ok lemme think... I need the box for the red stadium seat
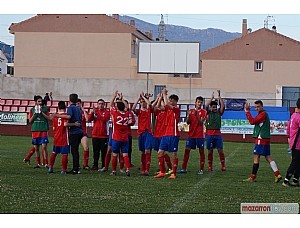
[5,99,13,105]
[83,102,91,108]
[13,100,21,106]
[0,105,2,111]
[50,107,57,113]
[3,106,10,111]
[47,100,52,107]
[0,99,4,105]
[29,100,35,106]
[52,101,59,107]
[26,106,32,112]
[18,106,26,112]
[10,106,18,112]
[21,100,29,106]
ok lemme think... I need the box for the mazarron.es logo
[241,203,299,214]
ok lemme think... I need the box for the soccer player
[28,95,51,168]
[178,96,207,175]
[243,100,282,183]
[48,101,79,174]
[205,90,226,172]
[124,99,136,168]
[152,93,172,174]
[282,101,300,187]
[132,92,153,176]
[54,93,83,175]
[24,98,49,165]
[109,91,131,176]
[76,99,90,170]
[154,88,180,179]
[88,99,110,170]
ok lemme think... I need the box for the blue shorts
[152,137,162,151]
[112,139,129,154]
[138,131,153,152]
[206,135,223,149]
[159,136,180,153]
[52,145,70,155]
[254,144,270,156]
[32,136,49,145]
[108,131,112,147]
[186,138,204,149]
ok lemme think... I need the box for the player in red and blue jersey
[154,88,180,179]
[109,91,132,177]
[152,93,173,174]
[48,101,76,174]
[132,92,153,176]
[178,96,207,175]
[205,90,226,172]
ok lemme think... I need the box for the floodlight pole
[189,74,192,104]
[147,73,149,94]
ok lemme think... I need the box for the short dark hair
[117,102,125,111]
[297,98,300,109]
[210,101,218,106]
[254,100,263,106]
[58,101,66,110]
[69,93,78,103]
[98,99,105,103]
[77,98,82,103]
[195,96,204,102]
[169,94,179,102]
[34,95,42,102]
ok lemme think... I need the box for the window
[131,40,137,56]
[255,61,263,71]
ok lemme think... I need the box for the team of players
[23,89,292,185]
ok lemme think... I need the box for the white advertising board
[138,42,200,74]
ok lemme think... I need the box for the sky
[1,0,300,46]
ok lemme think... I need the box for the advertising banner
[0,112,27,125]
[178,119,288,135]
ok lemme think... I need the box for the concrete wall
[0,76,276,104]
[202,60,300,93]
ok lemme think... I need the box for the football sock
[123,155,131,170]
[269,161,280,176]
[182,148,190,170]
[25,146,35,160]
[208,152,213,169]
[62,155,68,172]
[164,154,172,170]
[252,163,259,176]
[172,157,178,175]
[49,153,57,168]
[104,153,112,169]
[35,154,41,165]
[145,152,151,172]
[42,148,48,165]
[83,150,89,167]
[199,149,205,170]
[218,150,225,168]
[158,156,166,173]
[141,153,146,172]
[112,155,117,172]
[119,153,124,170]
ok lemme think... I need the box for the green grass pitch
[0,135,298,213]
